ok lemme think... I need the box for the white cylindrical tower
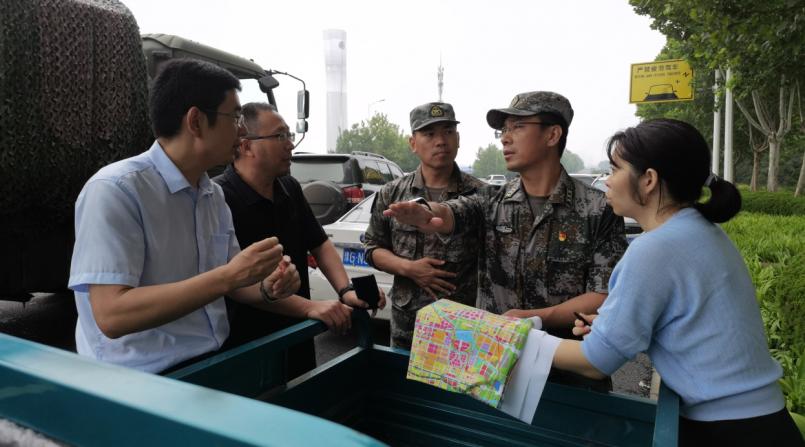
[323,29,347,154]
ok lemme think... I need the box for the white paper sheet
[498,325,561,423]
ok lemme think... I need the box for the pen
[573,311,592,327]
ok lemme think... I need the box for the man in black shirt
[214,102,385,379]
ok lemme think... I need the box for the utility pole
[724,68,734,182]
[712,70,721,176]
[437,55,444,102]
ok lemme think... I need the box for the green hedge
[722,212,805,413]
[737,187,805,216]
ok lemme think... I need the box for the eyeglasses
[244,132,296,143]
[201,109,243,124]
[494,121,552,139]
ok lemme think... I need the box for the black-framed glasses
[244,132,296,143]
[494,121,552,139]
[201,109,243,124]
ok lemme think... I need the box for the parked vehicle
[308,195,392,320]
[568,173,600,187]
[583,175,643,241]
[291,151,404,225]
[483,174,507,186]
[1,2,308,306]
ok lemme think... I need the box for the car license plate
[342,247,369,267]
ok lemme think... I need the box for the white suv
[308,195,393,320]
[484,174,507,186]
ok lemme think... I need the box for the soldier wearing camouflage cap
[382,92,627,388]
[364,102,485,350]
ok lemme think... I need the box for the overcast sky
[124,0,666,168]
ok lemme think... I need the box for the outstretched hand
[383,201,446,233]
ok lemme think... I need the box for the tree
[472,143,506,179]
[630,0,805,191]
[336,113,419,172]
[560,150,584,173]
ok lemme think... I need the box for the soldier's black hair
[149,59,241,138]
[606,118,741,224]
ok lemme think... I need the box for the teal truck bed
[1,314,678,446]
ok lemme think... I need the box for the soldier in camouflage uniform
[364,102,486,350]
[382,91,627,342]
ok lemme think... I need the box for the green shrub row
[722,212,805,413]
[737,187,805,216]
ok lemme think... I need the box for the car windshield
[339,195,375,224]
[290,160,348,183]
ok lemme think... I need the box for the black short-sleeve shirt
[214,165,327,370]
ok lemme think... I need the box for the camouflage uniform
[445,168,627,339]
[364,164,485,350]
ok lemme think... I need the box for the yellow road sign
[630,59,693,104]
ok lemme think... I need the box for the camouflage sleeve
[363,185,393,268]
[587,205,628,293]
[444,190,488,236]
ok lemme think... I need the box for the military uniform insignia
[558,231,567,242]
[430,105,444,117]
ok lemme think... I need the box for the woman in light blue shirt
[552,119,802,445]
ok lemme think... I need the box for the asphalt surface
[1,294,653,399]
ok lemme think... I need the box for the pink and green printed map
[406,299,532,407]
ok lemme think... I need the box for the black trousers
[679,407,803,447]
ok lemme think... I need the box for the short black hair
[606,118,741,223]
[241,102,278,136]
[149,59,241,138]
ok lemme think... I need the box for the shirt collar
[502,166,574,205]
[148,141,198,194]
[222,164,289,206]
[411,162,465,193]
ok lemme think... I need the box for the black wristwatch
[337,283,354,303]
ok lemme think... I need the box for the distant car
[568,173,600,187]
[483,174,507,186]
[308,195,392,320]
[583,175,643,242]
[290,151,405,225]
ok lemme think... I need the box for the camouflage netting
[0,0,153,293]
[0,0,152,223]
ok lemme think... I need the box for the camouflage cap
[486,91,574,129]
[410,102,459,132]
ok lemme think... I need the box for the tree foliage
[335,114,419,172]
[630,0,804,92]
[560,150,584,173]
[472,143,507,179]
[630,0,805,191]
